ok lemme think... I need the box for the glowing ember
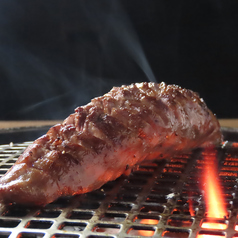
[202,151,227,219]
[197,234,225,238]
[201,220,227,230]
[232,142,238,147]
[137,229,155,237]
[129,226,155,237]
[235,223,238,231]
[136,219,157,236]
[139,219,159,225]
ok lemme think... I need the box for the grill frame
[0,128,237,237]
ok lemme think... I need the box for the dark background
[0,0,237,120]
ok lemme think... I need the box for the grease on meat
[0,82,222,206]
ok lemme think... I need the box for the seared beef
[0,82,222,206]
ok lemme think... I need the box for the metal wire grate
[0,141,237,237]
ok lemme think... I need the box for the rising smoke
[0,0,155,120]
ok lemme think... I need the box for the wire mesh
[0,141,237,237]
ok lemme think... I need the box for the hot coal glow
[197,233,226,238]
[201,219,227,230]
[135,218,158,236]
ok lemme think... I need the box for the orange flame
[188,194,196,217]
[202,153,227,219]
[197,151,227,238]
[196,150,228,238]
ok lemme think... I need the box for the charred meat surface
[0,82,222,206]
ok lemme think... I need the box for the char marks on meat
[0,82,222,206]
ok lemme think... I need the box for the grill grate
[0,140,237,237]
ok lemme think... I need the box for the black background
[0,0,237,120]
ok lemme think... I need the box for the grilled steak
[0,82,222,206]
